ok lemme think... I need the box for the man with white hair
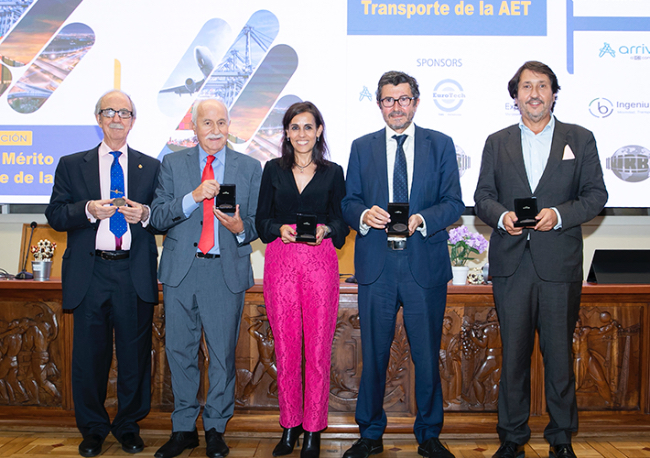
[150,98,262,458]
[46,90,160,457]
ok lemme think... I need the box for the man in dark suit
[150,98,261,458]
[474,61,608,458]
[341,71,464,458]
[46,90,160,457]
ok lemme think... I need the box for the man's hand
[118,198,149,224]
[279,224,297,244]
[215,204,244,234]
[88,199,117,220]
[408,214,423,236]
[307,225,329,246]
[503,211,523,236]
[363,205,391,229]
[534,208,558,232]
[192,179,220,203]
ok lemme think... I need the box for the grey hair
[94,90,137,118]
[191,98,230,125]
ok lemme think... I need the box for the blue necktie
[109,151,127,238]
[392,134,408,203]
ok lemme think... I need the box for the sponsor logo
[359,85,373,101]
[432,79,465,113]
[598,41,650,60]
[606,145,650,182]
[455,144,470,177]
[589,98,650,117]
[589,98,613,118]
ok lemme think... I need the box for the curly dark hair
[508,61,561,111]
[376,71,420,102]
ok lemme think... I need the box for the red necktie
[198,155,216,254]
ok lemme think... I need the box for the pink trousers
[263,236,339,432]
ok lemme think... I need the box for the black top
[256,158,349,249]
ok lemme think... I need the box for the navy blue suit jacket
[342,125,465,288]
[45,145,161,309]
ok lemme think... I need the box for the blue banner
[347,0,546,35]
[0,126,102,200]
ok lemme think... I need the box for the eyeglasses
[99,108,133,119]
[380,96,416,108]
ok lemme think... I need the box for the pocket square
[562,144,575,160]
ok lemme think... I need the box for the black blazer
[474,119,608,282]
[45,145,161,309]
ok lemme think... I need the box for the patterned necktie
[198,155,216,254]
[109,151,127,241]
[392,134,408,203]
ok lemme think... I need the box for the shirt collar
[519,114,555,136]
[199,144,225,167]
[385,122,416,142]
[99,142,128,158]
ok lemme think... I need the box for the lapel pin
[138,164,143,168]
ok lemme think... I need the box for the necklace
[294,157,313,173]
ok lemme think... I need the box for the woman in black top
[256,102,348,458]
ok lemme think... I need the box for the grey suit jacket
[150,146,262,293]
[474,118,608,282]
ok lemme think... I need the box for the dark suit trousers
[72,256,154,440]
[356,249,447,444]
[492,246,581,446]
[163,256,245,433]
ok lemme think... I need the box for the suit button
[193,242,197,247]
[90,252,94,256]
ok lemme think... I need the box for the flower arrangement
[448,226,488,267]
[31,239,56,261]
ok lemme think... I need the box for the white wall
[1,213,648,281]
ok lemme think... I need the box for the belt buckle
[388,239,407,251]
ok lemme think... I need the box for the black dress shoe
[493,441,525,458]
[342,438,383,458]
[549,444,576,458]
[154,430,199,458]
[418,437,455,458]
[79,434,104,457]
[120,432,145,454]
[205,428,229,458]
[273,425,304,456]
[301,431,320,458]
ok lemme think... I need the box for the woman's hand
[308,225,329,246]
[280,225,297,244]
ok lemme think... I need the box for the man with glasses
[46,90,160,457]
[342,71,464,458]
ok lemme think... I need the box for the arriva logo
[599,43,615,58]
[599,42,650,59]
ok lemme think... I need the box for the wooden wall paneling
[3,281,650,434]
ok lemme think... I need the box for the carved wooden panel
[573,305,641,411]
[440,307,501,412]
[231,299,414,414]
[0,301,62,407]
